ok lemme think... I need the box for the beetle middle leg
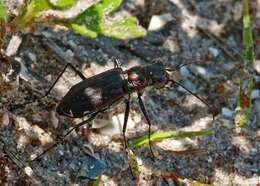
[137,92,155,158]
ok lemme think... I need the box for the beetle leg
[8,63,86,110]
[114,58,122,69]
[41,63,86,99]
[30,111,99,163]
[122,94,131,149]
[169,80,215,120]
[123,94,136,177]
[137,92,155,159]
[67,63,86,80]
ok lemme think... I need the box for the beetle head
[146,59,168,88]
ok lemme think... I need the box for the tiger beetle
[9,58,212,163]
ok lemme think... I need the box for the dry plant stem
[3,145,25,169]
[41,33,72,65]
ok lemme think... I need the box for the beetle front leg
[114,58,122,69]
[137,92,155,158]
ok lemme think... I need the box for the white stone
[24,166,33,177]
[148,14,173,31]
[50,110,59,128]
[2,112,9,126]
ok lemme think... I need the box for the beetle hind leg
[8,63,87,111]
[30,111,99,163]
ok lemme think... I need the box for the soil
[1,0,260,185]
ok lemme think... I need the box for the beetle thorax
[125,66,147,91]
[124,62,167,91]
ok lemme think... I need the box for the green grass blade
[235,0,254,126]
[93,171,103,186]
[189,181,213,186]
[242,0,254,64]
[133,131,214,148]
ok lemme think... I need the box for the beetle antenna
[169,80,215,120]
[165,60,203,72]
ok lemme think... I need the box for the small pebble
[208,47,219,57]
[24,166,33,177]
[50,110,59,128]
[2,112,9,126]
[17,134,29,149]
[222,107,235,118]
[27,52,37,62]
[190,65,213,79]
[45,74,52,82]
[181,80,196,92]
[251,89,260,100]
[180,66,190,77]
[67,40,77,48]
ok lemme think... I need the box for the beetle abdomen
[56,68,127,118]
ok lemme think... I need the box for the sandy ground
[1,0,260,185]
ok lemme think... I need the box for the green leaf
[56,0,76,9]
[71,23,98,37]
[0,1,9,20]
[133,131,214,147]
[72,0,122,24]
[35,0,53,11]
[99,18,147,39]
[93,171,103,186]
[68,0,146,39]
[11,0,146,39]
